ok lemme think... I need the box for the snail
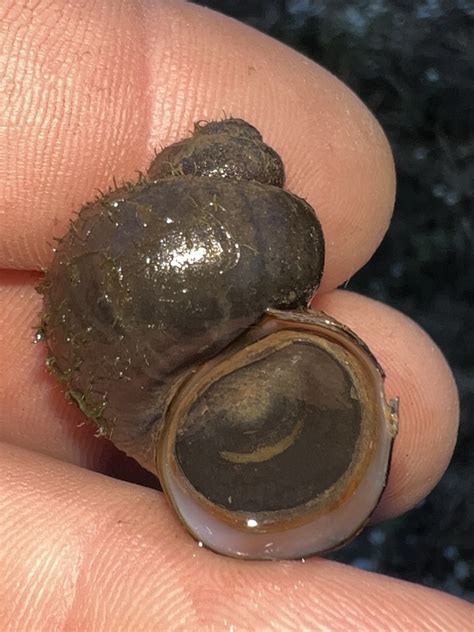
[38,118,398,560]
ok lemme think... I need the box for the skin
[0,0,471,629]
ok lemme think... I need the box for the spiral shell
[39,118,397,560]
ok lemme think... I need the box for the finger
[1,444,472,631]
[312,290,459,520]
[1,274,458,521]
[1,0,395,290]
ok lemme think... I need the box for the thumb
[1,443,473,630]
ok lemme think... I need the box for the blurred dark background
[193,0,474,601]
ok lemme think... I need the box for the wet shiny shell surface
[41,120,324,447]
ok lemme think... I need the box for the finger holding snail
[1,0,394,294]
[2,443,472,631]
[1,272,457,522]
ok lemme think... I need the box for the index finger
[1,0,395,291]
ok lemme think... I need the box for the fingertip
[312,290,459,520]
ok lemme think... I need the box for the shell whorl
[40,119,325,450]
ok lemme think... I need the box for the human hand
[1,1,472,628]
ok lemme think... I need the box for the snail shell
[39,118,398,560]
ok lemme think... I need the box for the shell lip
[264,308,388,380]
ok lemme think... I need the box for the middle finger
[0,273,458,520]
